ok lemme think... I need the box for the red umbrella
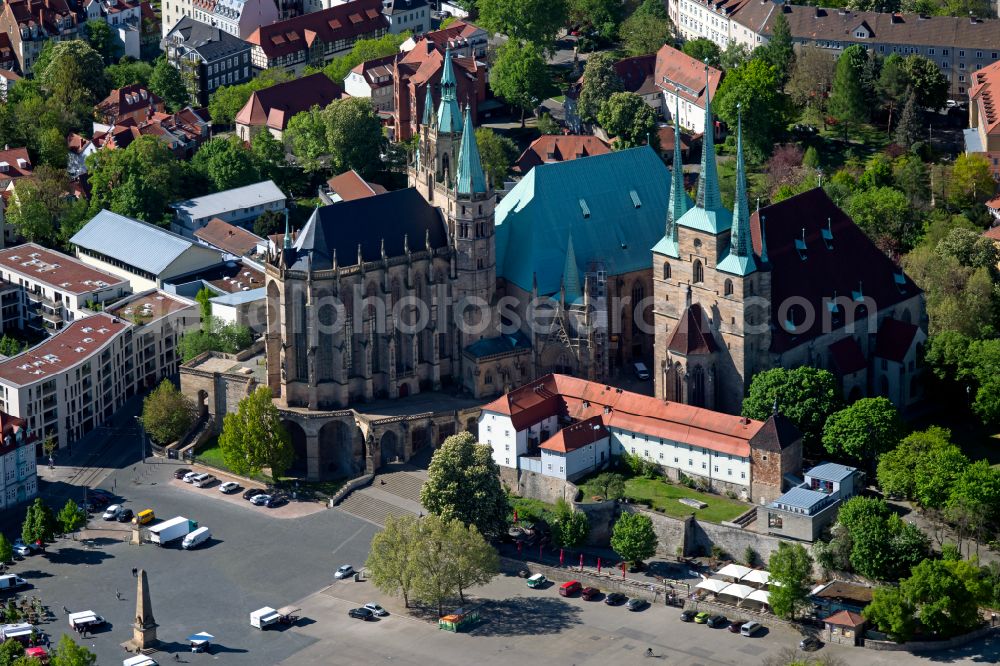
[579,553,584,571]
[559,549,564,566]
[597,557,602,574]
[513,509,518,524]
[622,562,626,579]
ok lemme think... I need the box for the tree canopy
[742,367,840,450]
[713,57,786,159]
[219,387,294,479]
[681,39,721,68]
[474,127,517,188]
[577,52,624,123]
[768,542,813,619]
[820,397,902,466]
[490,41,551,126]
[86,135,181,225]
[477,0,568,48]
[597,92,659,149]
[610,512,657,564]
[619,0,671,56]
[141,380,197,446]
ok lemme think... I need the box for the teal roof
[465,330,531,358]
[562,233,582,302]
[651,235,679,257]
[676,205,732,234]
[436,49,461,133]
[456,106,487,195]
[496,146,669,296]
[659,94,689,259]
[718,108,756,276]
[421,83,434,127]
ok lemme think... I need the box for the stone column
[305,431,321,481]
[129,569,158,651]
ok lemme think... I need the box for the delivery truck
[148,516,197,545]
[0,575,28,592]
[182,527,211,550]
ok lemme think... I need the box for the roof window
[629,190,642,209]
[579,198,590,218]
[794,228,807,260]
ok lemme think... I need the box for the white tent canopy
[741,570,770,586]
[696,579,731,594]
[716,564,752,580]
[718,583,756,601]
[746,589,771,605]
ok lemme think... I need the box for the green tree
[149,57,190,111]
[191,136,259,191]
[207,69,290,125]
[828,46,868,135]
[87,135,180,224]
[768,542,813,619]
[912,440,968,509]
[141,379,197,445]
[22,498,55,545]
[893,153,930,207]
[0,336,22,357]
[902,558,986,637]
[590,471,625,500]
[0,535,12,564]
[446,519,499,602]
[284,106,327,172]
[195,286,213,331]
[39,125,68,168]
[937,227,1000,270]
[849,512,928,581]
[948,459,1000,542]
[536,112,560,135]
[878,54,910,130]
[57,499,87,534]
[577,52,624,123]
[324,97,384,176]
[719,42,752,71]
[254,209,284,237]
[250,128,289,188]
[903,55,948,110]
[681,39,721,68]
[864,585,917,641]
[597,91,659,149]
[106,59,154,88]
[758,12,794,84]
[876,427,952,499]
[713,57,785,159]
[0,639,25,666]
[949,153,996,208]
[477,0,568,49]
[49,634,96,666]
[474,127,517,188]
[904,247,995,338]
[218,386,294,479]
[420,432,509,539]
[320,32,410,85]
[490,40,551,127]
[619,3,671,56]
[610,512,657,565]
[837,495,891,531]
[821,397,902,466]
[37,40,108,113]
[802,146,820,169]
[84,19,122,65]
[742,367,840,450]
[551,498,590,548]
[894,88,920,148]
[366,514,422,607]
[6,166,71,245]
[845,186,917,253]
[569,0,623,40]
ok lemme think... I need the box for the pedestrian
[115,588,121,600]
[132,567,137,578]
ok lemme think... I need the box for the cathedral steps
[336,466,428,526]
[337,491,417,527]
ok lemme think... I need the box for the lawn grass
[509,495,557,523]
[622,477,749,523]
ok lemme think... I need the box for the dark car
[604,592,627,606]
[727,620,746,634]
[799,637,822,652]
[173,468,192,480]
[626,598,649,612]
[348,607,374,621]
[265,495,287,509]
[89,489,114,500]
[243,488,265,501]
[581,587,600,601]
[706,615,728,628]
[116,508,134,523]
[84,496,111,512]
[680,610,696,622]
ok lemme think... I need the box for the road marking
[330,523,369,560]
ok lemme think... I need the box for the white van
[193,473,215,488]
[0,575,27,591]
[741,621,762,637]
[182,527,211,550]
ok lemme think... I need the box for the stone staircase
[335,464,428,527]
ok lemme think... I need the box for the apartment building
[188,0,279,40]
[0,293,198,449]
[0,410,37,508]
[0,244,130,333]
[83,0,143,58]
[0,0,78,75]
[655,45,723,135]
[163,17,253,106]
[968,60,1000,179]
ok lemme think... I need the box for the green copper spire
[695,64,721,211]
[456,105,487,195]
[663,96,688,256]
[717,105,757,276]
[422,83,435,127]
[562,232,582,303]
[436,48,461,133]
[283,208,291,250]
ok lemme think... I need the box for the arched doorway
[318,420,358,479]
[399,382,410,398]
[411,426,430,452]
[465,418,478,440]
[197,390,208,418]
[281,420,308,477]
[380,431,400,467]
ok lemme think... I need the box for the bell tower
[410,48,462,204]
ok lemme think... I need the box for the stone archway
[196,390,208,418]
[411,426,430,452]
[281,420,308,478]
[399,382,410,398]
[318,420,360,479]
[380,430,400,467]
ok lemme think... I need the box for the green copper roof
[496,146,669,296]
[422,83,435,127]
[436,48,461,133]
[718,108,756,276]
[456,105,487,196]
[659,95,689,259]
[686,63,729,236]
[562,232,582,303]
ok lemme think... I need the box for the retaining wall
[863,625,997,652]
[498,556,688,603]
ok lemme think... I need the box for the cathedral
[653,73,927,415]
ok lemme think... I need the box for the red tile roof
[515,135,611,174]
[654,45,723,108]
[875,317,919,363]
[0,410,33,455]
[482,374,765,457]
[656,125,691,153]
[615,54,657,96]
[824,610,866,627]
[986,195,1000,211]
[970,60,1000,137]
[246,0,388,61]
[326,169,385,201]
[0,147,31,179]
[96,85,163,124]
[983,225,1000,241]
[235,73,343,132]
[539,415,608,452]
[750,188,920,353]
[0,243,126,295]
[828,336,867,375]
[667,303,717,355]
[418,19,483,50]
[193,218,264,256]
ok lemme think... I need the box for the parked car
[728,621,746,634]
[243,488,264,501]
[581,587,600,601]
[132,509,155,526]
[250,494,271,506]
[348,607,374,621]
[89,489,114,500]
[680,610,696,622]
[364,603,388,617]
[84,495,110,512]
[604,592,627,606]
[218,481,240,494]
[12,540,36,558]
[182,472,200,484]
[559,581,582,597]
[707,615,728,628]
[626,598,649,612]
[632,362,650,380]
[265,496,287,509]
[102,505,122,521]
[116,509,134,523]
[173,468,192,480]
[694,612,710,624]
[526,574,547,589]
[799,637,822,651]
[193,474,215,488]
[741,621,763,637]
[334,565,355,580]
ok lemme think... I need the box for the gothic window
[631,283,644,304]
[693,260,704,284]
[662,262,671,280]
[477,257,484,269]
[485,372,493,385]
[391,277,401,305]
[724,279,733,296]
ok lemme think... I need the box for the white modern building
[189,0,279,40]
[209,287,265,332]
[0,293,198,449]
[0,243,130,332]
[170,180,287,236]
[71,210,225,292]
[83,0,144,58]
[0,411,37,509]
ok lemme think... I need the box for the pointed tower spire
[436,48,461,133]
[662,94,688,258]
[562,233,582,304]
[695,63,722,211]
[422,83,435,127]
[456,105,487,195]
[760,215,769,264]
[716,104,756,276]
[282,209,292,250]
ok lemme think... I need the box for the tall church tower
[411,48,463,204]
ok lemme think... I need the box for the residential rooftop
[806,462,857,483]
[172,180,286,222]
[0,243,127,295]
[105,290,193,324]
[194,218,266,256]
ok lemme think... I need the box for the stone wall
[510,468,579,505]
[690,520,816,569]
[574,499,618,545]
[622,505,689,557]
[863,626,997,652]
